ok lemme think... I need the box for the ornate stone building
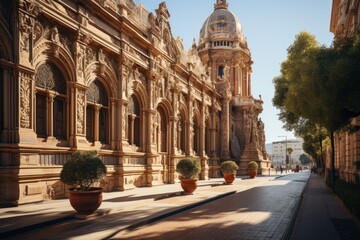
[0,0,269,207]
[330,0,360,182]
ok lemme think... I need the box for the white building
[271,139,304,167]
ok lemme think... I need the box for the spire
[214,0,228,10]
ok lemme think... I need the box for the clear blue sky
[139,0,334,144]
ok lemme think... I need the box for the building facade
[0,0,269,207]
[330,0,360,182]
[272,139,304,168]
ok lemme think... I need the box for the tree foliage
[273,32,360,183]
[299,153,312,165]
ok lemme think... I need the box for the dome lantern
[214,0,228,10]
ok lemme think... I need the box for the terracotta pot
[223,173,236,184]
[248,170,257,179]
[180,179,197,194]
[69,187,103,215]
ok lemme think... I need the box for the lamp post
[278,136,287,172]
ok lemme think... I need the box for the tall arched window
[128,95,141,147]
[205,118,211,156]
[86,80,109,144]
[157,107,167,153]
[193,116,200,155]
[178,113,186,154]
[0,68,3,136]
[35,62,67,140]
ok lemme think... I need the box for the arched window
[128,95,141,147]
[86,80,109,144]
[178,113,186,154]
[35,62,67,140]
[193,116,200,155]
[0,68,3,135]
[205,118,211,156]
[157,107,167,152]
[218,65,224,78]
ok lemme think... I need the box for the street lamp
[278,136,287,172]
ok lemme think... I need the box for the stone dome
[199,7,245,45]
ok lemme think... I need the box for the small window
[218,66,224,77]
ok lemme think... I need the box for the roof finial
[214,0,228,10]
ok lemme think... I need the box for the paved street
[3,171,359,240]
[1,172,306,240]
[111,172,309,240]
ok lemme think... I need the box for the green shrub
[176,158,201,179]
[248,161,258,170]
[332,179,360,221]
[220,160,239,174]
[60,151,107,191]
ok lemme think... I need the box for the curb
[281,174,310,240]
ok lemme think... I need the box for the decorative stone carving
[50,26,60,43]
[76,91,85,134]
[98,0,117,11]
[19,13,31,52]
[122,104,127,139]
[19,1,42,53]
[152,114,157,144]
[77,44,85,78]
[33,21,44,44]
[336,0,348,34]
[121,65,129,98]
[35,63,56,90]
[20,72,32,129]
[85,46,95,68]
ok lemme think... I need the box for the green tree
[299,153,311,165]
[273,32,360,184]
[287,147,293,166]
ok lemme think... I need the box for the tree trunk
[330,131,336,185]
[319,135,324,172]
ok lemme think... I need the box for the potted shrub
[60,151,107,215]
[247,161,258,179]
[176,158,201,194]
[220,160,239,184]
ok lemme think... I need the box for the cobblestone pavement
[111,172,309,240]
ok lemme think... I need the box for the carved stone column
[110,99,118,150]
[187,88,194,156]
[93,104,101,144]
[199,103,207,180]
[128,113,136,145]
[70,86,87,147]
[221,98,230,159]
[47,91,55,139]
[18,70,37,144]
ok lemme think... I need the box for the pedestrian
[280,165,283,174]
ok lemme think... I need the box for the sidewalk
[0,175,284,239]
[289,173,360,240]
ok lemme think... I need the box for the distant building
[271,139,304,167]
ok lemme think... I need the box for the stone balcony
[232,95,263,112]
